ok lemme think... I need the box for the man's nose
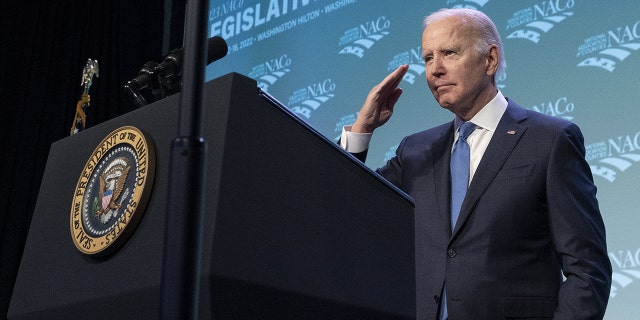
[428,58,445,77]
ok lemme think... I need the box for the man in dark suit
[340,8,612,320]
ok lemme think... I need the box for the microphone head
[207,36,228,64]
[162,48,183,76]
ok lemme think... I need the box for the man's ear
[486,45,499,76]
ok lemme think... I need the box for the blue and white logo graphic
[609,248,640,298]
[577,19,640,72]
[384,144,399,163]
[506,0,575,44]
[388,46,425,85]
[528,97,575,121]
[248,54,293,92]
[288,79,337,119]
[339,16,391,58]
[446,0,490,10]
[587,130,640,182]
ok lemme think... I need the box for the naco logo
[506,0,575,44]
[609,248,640,298]
[587,130,640,182]
[577,19,640,72]
[339,16,391,58]
[528,97,575,121]
[248,54,292,92]
[288,79,337,119]
[388,46,425,85]
[445,0,490,10]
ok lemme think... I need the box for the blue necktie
[441,121,475,320]
[450,121,476,230]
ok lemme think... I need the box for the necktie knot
[458,121,476,143]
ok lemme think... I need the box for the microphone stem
[124,83,148,108]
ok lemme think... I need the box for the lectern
[8,73,416,319]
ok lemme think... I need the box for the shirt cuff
[340,125,372,153]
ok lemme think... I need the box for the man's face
[422,16,497,119]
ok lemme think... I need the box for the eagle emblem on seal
[94,157,131,224]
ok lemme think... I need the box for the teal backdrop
[206,1,640,318]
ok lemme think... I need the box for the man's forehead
[422,26,463,49]
[422,18,473,48]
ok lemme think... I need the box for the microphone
[159,35,228,91]
[125,36,228,107]
[205,35,229,65]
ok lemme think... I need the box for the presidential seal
[70,126,155,256]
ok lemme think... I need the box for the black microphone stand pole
[160,0,209,318]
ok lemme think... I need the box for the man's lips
[434,83,454,92]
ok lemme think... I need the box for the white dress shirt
[341,91,508,183]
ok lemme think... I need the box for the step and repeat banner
[207,1,640,318]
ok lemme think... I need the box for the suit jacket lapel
[432,124,455,231]
[451,101,528,237]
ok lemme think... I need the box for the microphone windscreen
[207,36,228,64]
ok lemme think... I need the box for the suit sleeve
[547,122,612,319]
[351,149,368,163]
[375,136,410,188]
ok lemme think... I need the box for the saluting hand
[351,64,409,133]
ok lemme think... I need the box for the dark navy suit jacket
[355,100,611,319]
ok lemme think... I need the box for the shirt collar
[454,90,507,133]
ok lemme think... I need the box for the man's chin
[436,99,455,111]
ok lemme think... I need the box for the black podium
[8,73,415,319]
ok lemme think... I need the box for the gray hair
[424,8,507,81]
